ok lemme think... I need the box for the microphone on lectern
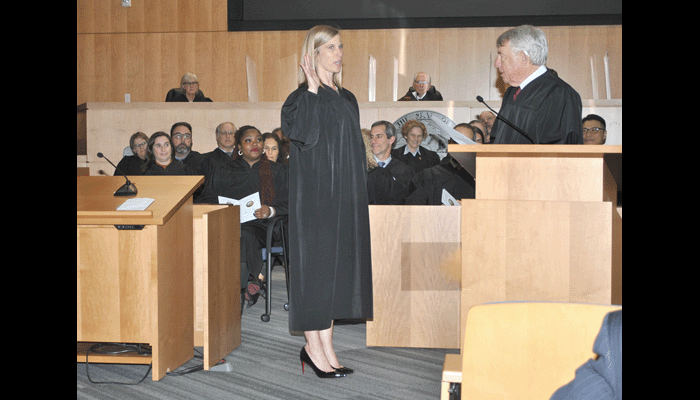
[97,152,138,196]
[476,95,535,144]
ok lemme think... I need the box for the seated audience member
[404,152,475,205]
[391,119,440,174]
[478,111,496,142]
[366,121,414,205]
[398,72,443,101]
[550,310,622,400]
[165,72,213,102]
[142,132,195,175]
[469,120,489,144]
[205,122,237,167]
[262,132,288,164]
[115,131,149,176]
[454,123,484,144]
[582,114,607,145]
[171,122,208,175]
[197,126,289,308]
[271,127,291,160]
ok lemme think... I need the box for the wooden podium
[449,144,622,350]
[77,175,203,381]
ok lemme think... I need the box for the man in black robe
[398,72,444,101]
[366,120,414,204]
[491,25,582,144]
[204,122,237,168]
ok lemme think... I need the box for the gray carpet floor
[77,267,458,399]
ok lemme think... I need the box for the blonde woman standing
[281,25,373,379]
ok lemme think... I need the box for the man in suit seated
[366,121,414,205]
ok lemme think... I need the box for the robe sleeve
[281,86,322,151]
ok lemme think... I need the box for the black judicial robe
[196,157,289,287]
[204,147,235,168]
[405,156,475,205]
[492,69,583,144]
[367,158,415,205]
[281,84,373,332]
[142,160,194,176]
[114,155,146,176]
[196,157,288,214]
[391,145,440,174]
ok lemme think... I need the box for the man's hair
[582,114,606,130]
[497,25,548,66]
[371,120,397,141]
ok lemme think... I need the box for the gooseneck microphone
[476,95,535,144]
[97,152,138,196]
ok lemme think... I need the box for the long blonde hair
[298,25,343,90]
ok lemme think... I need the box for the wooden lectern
[77,175,203,381]
[449,144,622,351]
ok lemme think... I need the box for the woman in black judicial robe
[281,25,372,378]
[115,132,148,176]
[197,126,288,307]
[141,131,195,175]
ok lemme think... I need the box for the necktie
[513,87,521,100]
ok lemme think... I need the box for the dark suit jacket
[550,310,622,400]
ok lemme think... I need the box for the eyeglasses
[132,142,147,149]
[582,127,605,133]
[414,81,429,85]
[172,133,192,140]
[183,81,199,86]
[217,130,235,136]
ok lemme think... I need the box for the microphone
[97,152,138,196]
[476,95,534,144]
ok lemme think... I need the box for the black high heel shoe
[300,347,347,378]
[332,366,354,374]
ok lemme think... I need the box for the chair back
[460,301,621,399]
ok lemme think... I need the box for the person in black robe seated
[491,25,582,144]
[204,122,237,168]
[164,72,213,102]
[141,131,195,175]
[365,121,414,204]
[397,72,443,101]
[404,154,475,205]
[197,125,289,308]
[262,132,288,164]
[391,119,440,174]
[115,131,149,176]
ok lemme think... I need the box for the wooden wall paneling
[126,34,146,102]
[207,32,230,104]
[341,30,370,103]
[225,32,250,103]
[77,25,621,105]
[77,0,228,34]
[438,28,497,103]
[77,34,95,104]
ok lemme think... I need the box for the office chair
[260,216,289,322]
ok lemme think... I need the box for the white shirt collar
[374,155,392,167]
[519,65,547,90]
[403,146,421,156]
[412,91,426,100]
